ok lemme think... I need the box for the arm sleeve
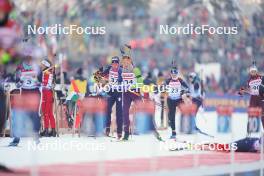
[194,82,200,91]
[179,78,190,95]
[165,79,170,85]
[117,67,123,84]
[37,71,42,83]
[15,66,21,83]
[133,67,143,85]
[179,78,189,90]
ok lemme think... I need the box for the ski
[169,146,189,151]
[196,128,214,138]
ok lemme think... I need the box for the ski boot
[8,137,20,147]
[40,128,49,137]
[49,128,57,137]
[169,131,176,139]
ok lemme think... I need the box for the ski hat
[111,56,119,63]
[41,59,51,68]
[249,65,258,73]
[189,72,197,79]
[0,0,12,13]
[120,44,132,58]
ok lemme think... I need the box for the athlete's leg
[105,92,116,135]
[123,92,132,138]
[167,98,177,137]
[42,90,49,129]
[115,92,123,137]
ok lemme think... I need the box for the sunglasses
[171,70,178,74]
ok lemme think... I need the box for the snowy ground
[0,131,211,168]
[0,130,264,176]
[0,129,258,169]
[1,110,263,175]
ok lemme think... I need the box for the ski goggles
[171,69,178,75]
[111,56,119,64]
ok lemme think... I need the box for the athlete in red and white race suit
[40,59,56,137]
[239,64,264,128]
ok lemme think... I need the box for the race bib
[168,81,181,99]
[249,78,261,95]
[122,72,136,86]
[109,70,118,85]
[21,71,38,89]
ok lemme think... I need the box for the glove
[16,81,22,88]
[238,87,245,95]
[133,67,141,77]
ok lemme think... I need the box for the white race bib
[249,78,261,95]
[21,70,38,89]
[122,72,136,86]
[168,81,181,99]
[109,70,118,85]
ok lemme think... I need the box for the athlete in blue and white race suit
[187,72,211,134]
[188,72,203,110]
[102,56,123,139]
[165,67,189,139]
[9,49,41,146]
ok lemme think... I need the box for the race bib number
[122,72,135,86]
[123,79,134,85]
[168,81,181,99]
[22,76,36,87]
[20,70,38,88]
[249,79,261,95]
[109,71,118,85]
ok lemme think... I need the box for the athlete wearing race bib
[101,56,123,139]
[166,66,189,139]
[9,48,41,147]
[120,44,143,140]
[239,63,264,129]
[40,59,56,137]
[188,72,203,110]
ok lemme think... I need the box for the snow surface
[0,111,262,170]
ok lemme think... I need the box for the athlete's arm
[194,82,200,91]
[14,65,21,83]
[117,67,123,84]
[179,78,190,95]
[133,67,143,85]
